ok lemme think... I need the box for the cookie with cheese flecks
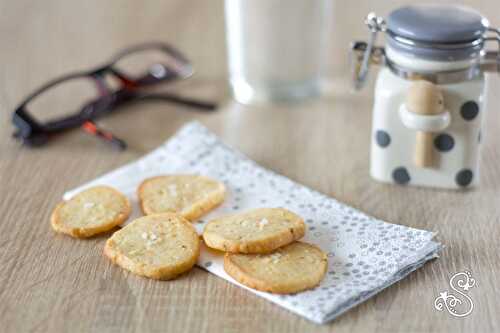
[138,175,225,221]
[50,186,131,238]
[203,208,305,254]
[104,213,200,280]
[224,241,328,294]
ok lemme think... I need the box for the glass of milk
[225,0,332,105]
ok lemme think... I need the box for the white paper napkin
[65,121,441,324]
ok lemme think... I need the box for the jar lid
[386,5,489,61]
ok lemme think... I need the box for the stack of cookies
[51,174,327,294]
[203,208,327,293]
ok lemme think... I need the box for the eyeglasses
[12,42,216,149]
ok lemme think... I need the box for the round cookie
[51,186,131,238]
[104,213,200,280]
[224,242,328,294]
[138,175,225,221]
[203,208,305,254]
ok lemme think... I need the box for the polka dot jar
[351,5,500,189]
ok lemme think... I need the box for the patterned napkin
[65,122,441,324]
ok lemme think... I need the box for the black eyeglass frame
[12,42,214,147]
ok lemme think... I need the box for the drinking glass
[225,0,332,104]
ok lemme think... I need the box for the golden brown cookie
[51,186,131,238]
[104,213,200,280]
[203,208,305,254]
[138,175,225,221]
[224,242,327,294]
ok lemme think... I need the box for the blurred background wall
[1,0,499,105]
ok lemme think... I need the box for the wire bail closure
[480,27,500,73]
[350,13,386,90]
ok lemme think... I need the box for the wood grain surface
[1,1,499,332]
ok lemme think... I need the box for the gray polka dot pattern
[456,169,473,187]
[66,122,441,324]
[460,101,479,121]
[434,133,454,152]
[375,130,391,148]
[392,167,410,185]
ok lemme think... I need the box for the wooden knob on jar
[405,80,445,168]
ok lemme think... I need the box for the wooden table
[1,1,499,332]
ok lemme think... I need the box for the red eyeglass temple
[82,121,127,150]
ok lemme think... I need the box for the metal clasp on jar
[350,13,387,90]
[480,27,500,73]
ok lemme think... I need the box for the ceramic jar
[351,5,500,189]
